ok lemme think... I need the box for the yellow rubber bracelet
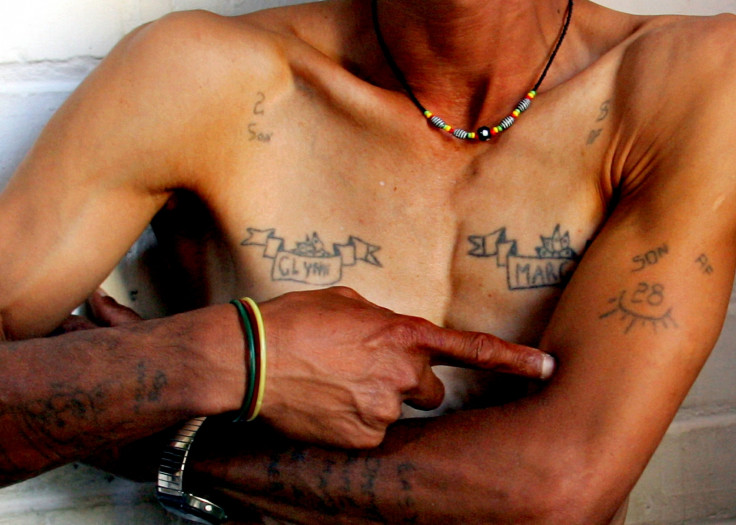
[243,297,267,421]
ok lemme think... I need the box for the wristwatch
[157,417,227,524]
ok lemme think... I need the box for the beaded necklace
[371,0,574,141]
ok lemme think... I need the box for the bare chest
[163,117,607,346]
[152,45,620,342]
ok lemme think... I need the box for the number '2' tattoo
[248,91,273,143]
[242,228,382,286]
[599,281,678,334]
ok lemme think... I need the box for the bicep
[536,169,736,505]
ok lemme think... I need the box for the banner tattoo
[242,228,382,286]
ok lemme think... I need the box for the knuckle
[371,397,402,426]
[466,332,492,363]
[353,430,384,449]
[395,366,422,392]
[330,286,361,299]
[387,317,424,348]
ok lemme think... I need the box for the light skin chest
[160,49,618,348]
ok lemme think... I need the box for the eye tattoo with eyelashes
[599,281,678,334]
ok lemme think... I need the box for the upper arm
[535,17,736,516]
[0,11,267,338]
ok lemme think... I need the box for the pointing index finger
[425,325,556,380]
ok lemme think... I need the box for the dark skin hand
[60,288,553,483]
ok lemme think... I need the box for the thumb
[426,327,556,381]
[88,289,143,326]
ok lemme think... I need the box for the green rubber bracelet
[230,300,257,423]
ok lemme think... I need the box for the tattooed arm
[0,293,251,486]
[183,22,736,525]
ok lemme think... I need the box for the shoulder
[609,13,736,190]
[109,10,299,95]
[95,4,351,134]
[615,13,736,120]
[77,7,335,190]
[621,13,736,87]
[116,3,350,81]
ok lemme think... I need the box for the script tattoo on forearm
[586,99,611,146]
[241,227,382,286]
[468,225,581,290]
[0,380,130,477]
[133,361,168,414]
[599,281,678,334]
[261,446,419,522]
[0,356,168,475]
[397,463,419,524]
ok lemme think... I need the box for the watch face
[185,494,228,524]
[162,505,215,525]
[158,493,227,525]
[157,418,225,524]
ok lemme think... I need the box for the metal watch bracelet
[157,417,227,524]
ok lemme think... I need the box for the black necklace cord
[371,0,575,141]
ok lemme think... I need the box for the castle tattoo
[468,225,579,290]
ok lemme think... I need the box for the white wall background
[1,1,736,524]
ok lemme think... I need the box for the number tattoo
[695,253,715,275]
[596,99,611,122]
[599,282,678,334]
[586,99,611,146]
[248,91,273,143]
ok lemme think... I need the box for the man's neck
[370,0,575,129]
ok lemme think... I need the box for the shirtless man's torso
[2,1,736,522]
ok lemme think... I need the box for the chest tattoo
[241,228,382,286]
[468,225,580,290]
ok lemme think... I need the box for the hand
[55,289,143,333]
[258,287,554,448]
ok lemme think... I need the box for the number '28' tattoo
[599,281,678,334]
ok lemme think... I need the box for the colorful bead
[429,116,446,129]
[419,90,538,141]
[500,116,516,129]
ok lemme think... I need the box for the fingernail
[541,354,556,380]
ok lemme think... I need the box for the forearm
[187,392,606,525]
[0,304,244,486]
